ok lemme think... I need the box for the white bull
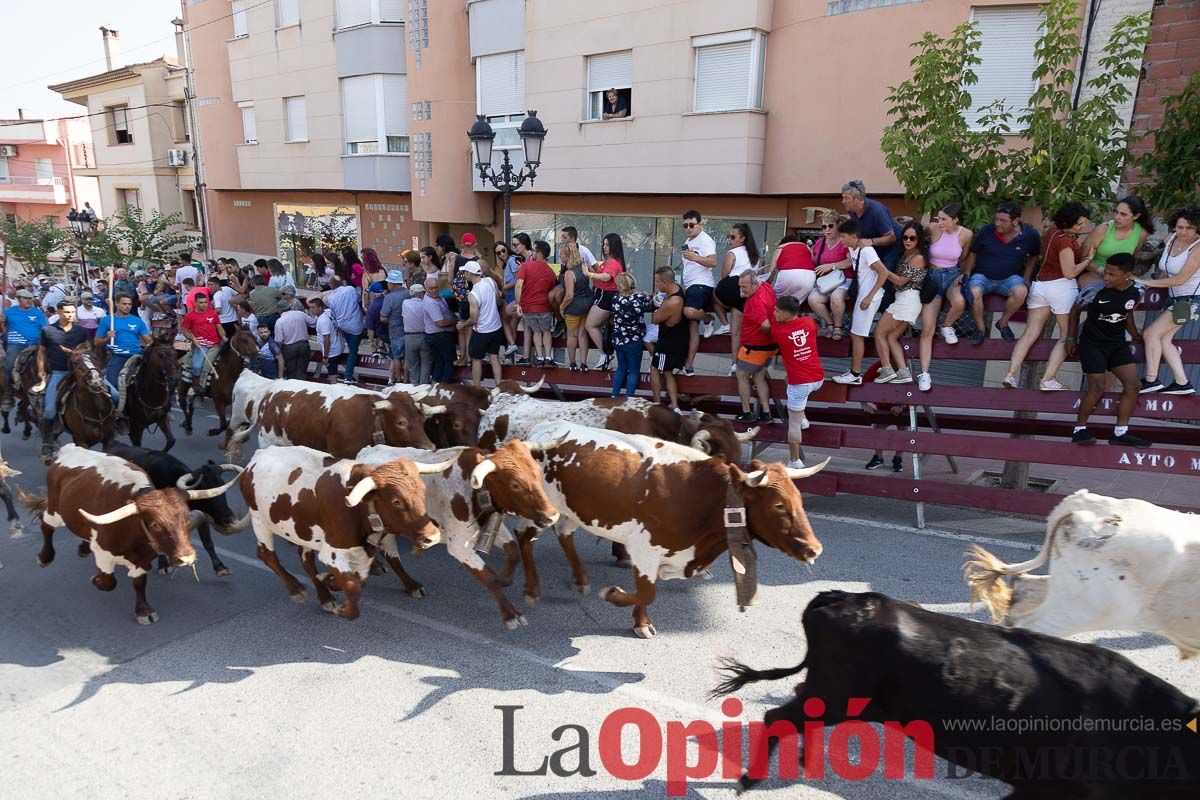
[965,489,1200,659]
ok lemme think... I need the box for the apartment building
[188,0,1161,287]
[49,28,200,238]
[0,116,101,229]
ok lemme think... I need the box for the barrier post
[909,403,925,529]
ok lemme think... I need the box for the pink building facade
[0,117,101,229]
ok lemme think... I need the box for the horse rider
[33,298,90,458]
[180,291,227,396]
[2,288,47,416]
[95,292,151,424]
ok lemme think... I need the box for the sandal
[832,328,843,341]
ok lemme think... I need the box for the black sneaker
[865,455,885,470]
[1139,379,1163,394]
[1161,382,1195,395]
[734,411,757,423]
[891,455,903,472]
[1110,432,1152,447]
[996,322,1016,342]
[1071,429,1098,445]
[757,412,777,424]
[971,330,986,345]
[514,357,532,366]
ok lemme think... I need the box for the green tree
[102,205,198,262]
[0,217,75,274]
[1136,70,1200,214]
[881,23,1015,229]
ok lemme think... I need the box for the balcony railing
[0,176,65,186]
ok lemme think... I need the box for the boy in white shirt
[833,219,890,385]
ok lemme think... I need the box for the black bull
[713,591,1200,798]
[105,443,248,576]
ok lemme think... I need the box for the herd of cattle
[3,369,1199,795]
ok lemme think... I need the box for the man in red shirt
[769,295,824,468]
[181,292,226,393]
[515,240,559,367]
[734,271,778,424]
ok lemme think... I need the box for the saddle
[8,346,38,394]
[116,354,142,415]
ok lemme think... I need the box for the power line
[0,102,179,128]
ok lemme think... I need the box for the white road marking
[807,512,1039,553]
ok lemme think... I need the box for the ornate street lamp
[65,206,97,290]
[468,110,547,246]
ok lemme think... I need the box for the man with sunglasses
[679,210,718,375]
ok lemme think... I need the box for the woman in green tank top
[1081,196,1153,287]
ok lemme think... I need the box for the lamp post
[468,110,547,247]
[66,206,97,291]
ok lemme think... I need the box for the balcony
[0,175,68,204]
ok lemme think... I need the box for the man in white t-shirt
[457,261,504,386]
[679,209,719,375]
[832,218,889,385]
[308,296,344,383]
[560,226,596,267]
[207,276,239,337]
[174,249,201,294]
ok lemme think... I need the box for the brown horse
[179,327,259,437]
[125,338,180,452]
[35,341,118,459]
[1,344,37,438]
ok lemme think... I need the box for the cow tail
[963,506,1069,623]
[14,485,47,515]
[710,656,807,699]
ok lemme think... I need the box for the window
[239,102,258,144]
[276,0,299,27]
[181,190,198,227]
[110,105,133,144]
[0,157,8,182]
[586,51,632,121]
[342,74,409,155]
[173,100,189,142]
[285,96,308,142]
[968,6,1042,129]
[337,0,404,27]
[692,31,767,113]
[34,158,53,184]
[476,51,525,149]
[232,0,248,37]
[118,188,141,210]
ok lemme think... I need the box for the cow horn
[218,464,243,476]
[373,399,391,412]
[409,386,432,401]
[735,426,760,443]
[215,512,251,534]
[1,461,22,478]
[80,502,141,526]
[345,476,377,507]
[524,437,566,453]
[176,472,202,490]
[519,377,545,394]
[470,458,497,489]
[742,470,769,488]
[185,468,242,501]
[689,429,713,454]
[786,457,831,480]
[420,403,447,418]
[416,457,458,475]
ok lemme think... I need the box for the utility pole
[173,16,212,260]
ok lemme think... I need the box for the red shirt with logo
[770,316,824,383]
[182,307,222,347]
[740,282,777,348]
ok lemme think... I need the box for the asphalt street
[1,405,1197,800]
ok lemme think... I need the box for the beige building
[49,27,201,240]
[186,0,1156,286]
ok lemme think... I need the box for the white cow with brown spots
[356,442,560,629]
[965,489,1200,658]
[240,445,455,620]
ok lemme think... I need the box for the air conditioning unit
[0,145,18,157]
[167,148,188,167]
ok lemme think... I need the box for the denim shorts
[927,268,961,299]
[965,273,1025,299]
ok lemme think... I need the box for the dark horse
[14,340,118,460]
[125,338,180,452]
[1,344,37,438]
[179,327,259,437]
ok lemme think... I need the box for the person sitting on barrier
[806,211,853,340]
[649,266,688,413]
[1067,253,1148,447]
[715,223,763,377]
[770,295,823,469]
[957,201,1041,344]
[1134,205,1200,396]
[1003,202,1092,392]
[1081,195,1153,290]
[872,221,929,386]
[733,271,779,424]
[860,360,906,472]
[832,219,889,385]
[917,203,973,390]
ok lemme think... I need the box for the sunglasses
[902,235,918,241]
[682,222,697,229]
[821,224,836,230]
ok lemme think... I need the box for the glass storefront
[274,203,361,282]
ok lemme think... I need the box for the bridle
[69,351,116,426]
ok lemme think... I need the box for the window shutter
[337,0,371,27]
[112,107,129,132]
[241,106,257,144]
[0,158,8,180]
[285,96,307,141]
[35,158,52,182]
[383,75,408,137]
[477,51,525,117]
[342,75,379,145]
[587,51,632,93]
[232,1,248,36]
[379,0,406,22]
[694,41,752,112]
[968,7,1042,128]
[277,0,300,26]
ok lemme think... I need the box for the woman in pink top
[769,234,817,305]
[341,246,365,288]
[806,211,853,340]
[916,203,973,391]
[584,233,626,370]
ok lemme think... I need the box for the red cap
[461,233,477,247]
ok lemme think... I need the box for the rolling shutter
[383,75,408,137]
[477,51,525,117]
[693,41,752,112]
[967,6,1042,128]
[379,0,406,22]
[342,75,378,144]
[240,105,257,144]
[232,1,248,37]
[587,50,632,93]
[285,96,307,141]
[337,0,372,28]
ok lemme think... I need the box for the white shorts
[786,380,824,411]
[850,290,884,337]
[887,288,922,324]
[774,269,816,304]
[1028,278,1078,315]
[644,322,659,344]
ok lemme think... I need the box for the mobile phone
[681,244,689,252]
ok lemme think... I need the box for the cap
[460,261,483,275]
[80,291,93,299]
[409,283,426,294]
[368,281,385,293]
[15,289,34,299]
[386,269,405,284]
[461,233,477,247]
[134,270,147,277]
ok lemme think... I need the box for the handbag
[816,270,844,295]
[919,274,939,304]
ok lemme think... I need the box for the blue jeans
[611,342,644,397]
[192,345,219,386]
[106,353,131,405]
[965,273,1025,301]
[43,371,68,421]
[342,331,363,380]
[427,331,457,383]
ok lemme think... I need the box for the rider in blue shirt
[2,289,48,413]
[95,293,152,403]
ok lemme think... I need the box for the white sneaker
[941,326,958,344]
[785,458,806,469]
[917,372,932,391]
[700,321,713,339]
[711,322,731,336]
[1001,374,1019,389]
[503,344,519,357]
[728,363,738,376]
[800,416,811,430]
[832,370,862,385]
[874,366,898,384]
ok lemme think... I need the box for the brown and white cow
[20,444,241,624]
[357,442,559,629]
[225,371,440,459]
[240,444,456,620]
[503,421,827,638]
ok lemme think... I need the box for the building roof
[48,57,177,96]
